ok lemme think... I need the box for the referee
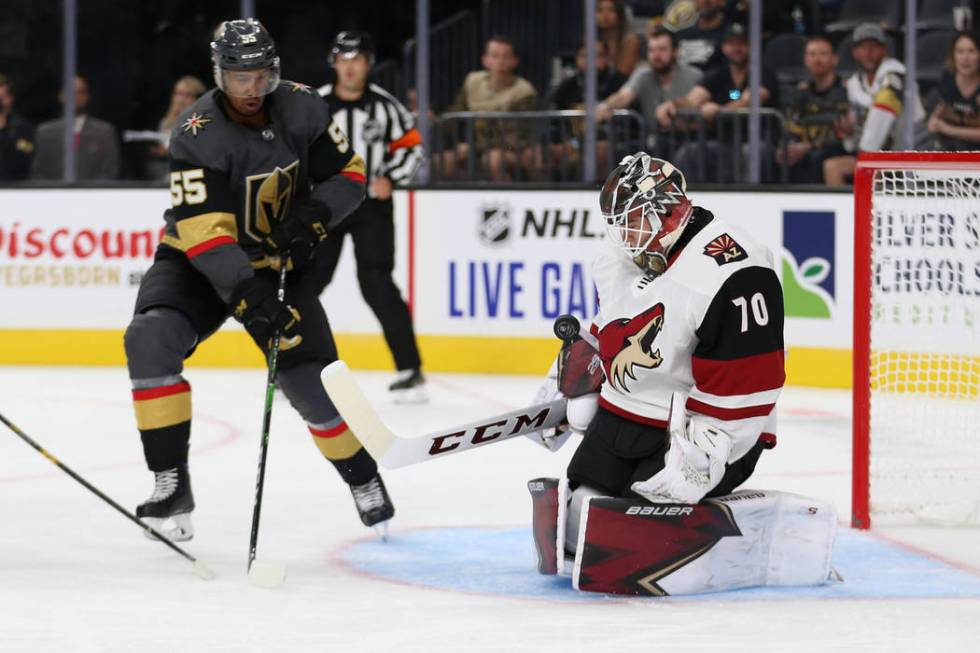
[314,31,426,403]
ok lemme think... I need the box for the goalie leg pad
[528,478,560,574]
[572,489,837,596]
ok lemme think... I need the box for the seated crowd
[1,0,978,186]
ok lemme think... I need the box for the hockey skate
[389,368,428,404]
[136,465,195,542]
[350,474,394,539]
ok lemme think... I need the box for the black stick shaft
[0,412,200,564]
[248,259,288,570]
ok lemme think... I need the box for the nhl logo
[477,203,511,246]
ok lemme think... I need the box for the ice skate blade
[248,560,287,588]
[372,520,391,542]
[141,514,194,542]
[391,386,428,405]
[193,561,217,581]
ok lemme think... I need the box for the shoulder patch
[181,112,212,137]
[703,233,748,266]
[287,81,313,95]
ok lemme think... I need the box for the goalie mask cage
[853,151,980,529]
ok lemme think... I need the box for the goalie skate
[136,465,195,542]
[350,474,395,539]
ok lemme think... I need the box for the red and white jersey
[589,208,785,463]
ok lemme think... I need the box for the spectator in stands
[146,75,206,180]
[823,23,925,185]
[664,23,778,182]
[597,0,642,76]
[31,75,120,181]
[926,32,980,151]
[546,40,627,178]
[439,35,538,182]
[0,73,35,182]
[597,26,702,159]
[780,35,850,184]
[675,0,731,71]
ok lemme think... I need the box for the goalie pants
[306,197,422,372]
[566,406,766,499]
[123,245,377,485]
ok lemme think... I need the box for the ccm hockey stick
[0,411,215,580]
[321,361,570,468]
[247,259,289,589]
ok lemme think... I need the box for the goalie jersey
[158,81,366,299]
[590,207,785,463]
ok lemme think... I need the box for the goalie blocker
[529,479,837,596]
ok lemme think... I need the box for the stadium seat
[825,0,903,34]
[915,30,957,94]
[765,33,809,110]
[916,0,965,31]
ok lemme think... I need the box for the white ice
[1,366,978,652]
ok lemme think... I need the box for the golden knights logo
[243,160,300,243]
[703,233,747,266]
[181,112,212,136]
[599,303,666,393]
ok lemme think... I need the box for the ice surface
[1,367,978,651]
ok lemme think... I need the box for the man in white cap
[823,22,924,185]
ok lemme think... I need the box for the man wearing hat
[664,23,779,182]
[823,23,925,185]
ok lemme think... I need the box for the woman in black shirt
[927,32,980,150]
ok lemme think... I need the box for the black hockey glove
[230,278,302,351]
[262,198,330,263]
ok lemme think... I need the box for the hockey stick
[0,411,215,580]
[321,360,570,468]
[247,259,289,589]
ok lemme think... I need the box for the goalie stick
[321,361,571,468]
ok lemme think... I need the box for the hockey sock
[132,378,192,471]
[308,417,378,486]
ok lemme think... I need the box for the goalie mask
[211,18,280,98]
[600,153,694,275]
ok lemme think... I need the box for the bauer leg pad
[572,489,837,596]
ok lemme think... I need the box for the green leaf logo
[782,251,833,318]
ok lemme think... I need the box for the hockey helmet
[599,152,694,275]
[211,18,280,97]
[329,31,376,66]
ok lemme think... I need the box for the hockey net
[853,152,980,528]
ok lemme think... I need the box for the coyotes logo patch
[599,303,666,393]
[703,233,747,266]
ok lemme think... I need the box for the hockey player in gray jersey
[124,19,393,541]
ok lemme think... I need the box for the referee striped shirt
[317,83,422,194]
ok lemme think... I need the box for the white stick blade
[321,361,397,461]
[248,560,286,588]
[192,561,217,581]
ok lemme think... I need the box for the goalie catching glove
[262,198,330,264]
[631,392,732,504]
[231,277,302,351]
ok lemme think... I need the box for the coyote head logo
[600,303,666,393]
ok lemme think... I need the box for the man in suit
[31,75,120,180]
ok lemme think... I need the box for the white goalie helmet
[599,152,694,275]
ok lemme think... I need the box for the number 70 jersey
[590,209,786,463]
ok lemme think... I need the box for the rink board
[0,187,856,386]
[339,526,980,602]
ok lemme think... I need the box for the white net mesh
[869,167,980,525]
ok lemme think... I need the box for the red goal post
[852,151,980,529]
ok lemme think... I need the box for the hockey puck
[553,314,581,341]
